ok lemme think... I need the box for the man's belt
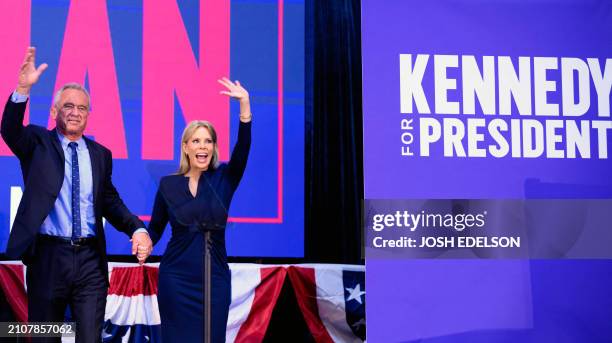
[37,234,97,247]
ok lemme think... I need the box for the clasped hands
[131,231,153,265]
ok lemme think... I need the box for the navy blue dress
[149,121,251,342]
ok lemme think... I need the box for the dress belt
[187,222,226,233]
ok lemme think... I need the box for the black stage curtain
[305,0,363,264]
[266,2,365,337]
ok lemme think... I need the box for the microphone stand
[200,222,225,343]
[203,229,212,343]
[199,172,230,343]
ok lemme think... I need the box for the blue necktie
[69,142,81,240]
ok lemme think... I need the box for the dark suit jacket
[1,96,144,283]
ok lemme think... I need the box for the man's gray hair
[53,83,90,108]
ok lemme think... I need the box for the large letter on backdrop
[50,0,127,158]
[142,0,230,160]
[0,1,30,156]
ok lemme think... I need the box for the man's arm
[1,94,33,158]
[1,47,48,158]
[101,150,152,264]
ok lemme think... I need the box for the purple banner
[362,0,612,199]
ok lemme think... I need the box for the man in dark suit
[1,47,153,342]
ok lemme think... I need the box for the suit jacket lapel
[84,137,101,202]
[48,129,65,167]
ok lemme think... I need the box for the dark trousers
[26,236,107,343]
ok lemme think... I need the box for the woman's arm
[218,77,252,186]
[148,186,169,245]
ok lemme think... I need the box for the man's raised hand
[17,47,48,95]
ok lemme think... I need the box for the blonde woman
[149,77,251,342]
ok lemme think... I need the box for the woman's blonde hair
[177,120,219,175]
